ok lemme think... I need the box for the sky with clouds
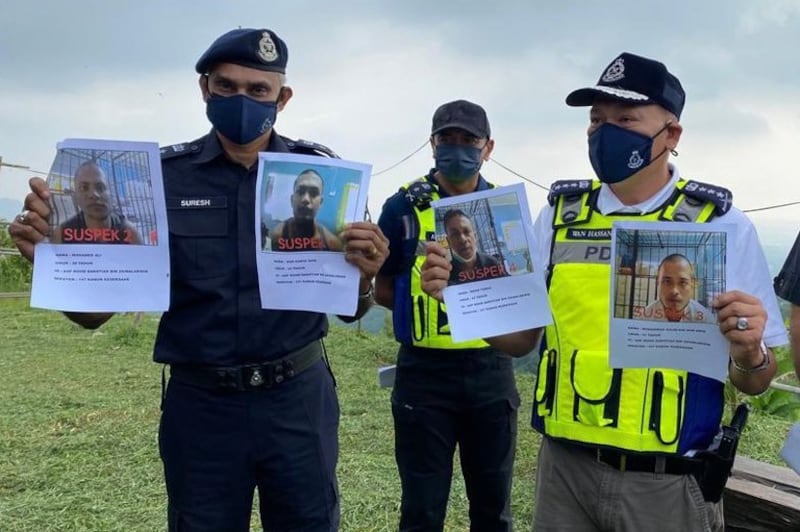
[1,0,799,239]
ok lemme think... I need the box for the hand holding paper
[714,290,767,357]
[340,221,390,283]
[714,289,775,394]
[420,241,451,303]
[8,177,52,261]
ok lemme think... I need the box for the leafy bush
[727,345,800,422]
[0,220,32,291]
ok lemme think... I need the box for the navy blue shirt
[776,230,800,305]
[154,130,329,366]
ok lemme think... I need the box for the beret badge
[258,31,279,63]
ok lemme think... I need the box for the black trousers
[159,359,340,532]
[391,344,520,532]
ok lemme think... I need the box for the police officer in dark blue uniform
[10,27,389,532]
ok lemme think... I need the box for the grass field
[0,298,794,531]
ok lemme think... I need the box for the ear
[277,86,293,112]
[482,139,495,161]
[429,136,436,158]
[666,122,683,151]
[199,75,210,102]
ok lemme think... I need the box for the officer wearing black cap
[375,100,521,531]
[418,53,788,531]
[9,27,388,531]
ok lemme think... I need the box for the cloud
[0,71,207,201]
[679,89,800,212]
[737,0,800,33]
[2,0,800,224]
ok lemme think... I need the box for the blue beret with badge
[195,28,288,74]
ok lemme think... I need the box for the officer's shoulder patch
[160,140,202,160]
[403,177,437,210]
[281,136,339,159]
[547,179,593,206]
[681,179,732,215]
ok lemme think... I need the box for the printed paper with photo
[433,183,551,342]
[255,152,371,315]
[31,138,169,311]
[609,221,736,381]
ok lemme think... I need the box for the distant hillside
[753,219,798,277]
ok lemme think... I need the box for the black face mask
[206,93,279,145]
[434,144,483,182]
[588,122,670,184]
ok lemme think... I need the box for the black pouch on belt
[692,403,749,502]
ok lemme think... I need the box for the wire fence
[0,239,797,395]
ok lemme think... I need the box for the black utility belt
[566,440,703,476]
[169,340,323,391]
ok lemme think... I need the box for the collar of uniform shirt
[192,128,291,165]
[596,163,681,215]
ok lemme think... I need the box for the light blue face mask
[434,144,483,182]
[206,94,278,145]
[588,122,670,184]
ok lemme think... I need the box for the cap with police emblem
[195,28,288,74]
[566,52,685,119]
[431,100,491,139]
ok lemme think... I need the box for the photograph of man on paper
[434,193,530,286]
[261,162,363,252]
[613,228,724,324]
[47,149,156,246]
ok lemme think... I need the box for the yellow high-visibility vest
[534,178,730,454]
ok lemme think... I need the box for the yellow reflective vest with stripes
[532,178,731,454]
[392,178,491,349]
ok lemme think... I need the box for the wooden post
[723,455,800,531]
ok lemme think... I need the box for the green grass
[0,298,793,531]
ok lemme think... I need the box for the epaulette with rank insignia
[547,179,594,206]
[280,136,339,159]
[160,139,203,160]
[404,179,437,210]
[680,180,732,216]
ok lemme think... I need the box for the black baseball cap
[431,100,491,139]
[566,52,685,119]
[196,28,288,74]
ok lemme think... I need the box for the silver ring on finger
[16,209,30,224]
[735,316,749,331]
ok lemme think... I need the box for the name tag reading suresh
[167,197,227,209]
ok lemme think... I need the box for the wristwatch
[732,340,770,373]
[358,282,375,302]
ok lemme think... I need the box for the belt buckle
[246,364,273,389]
[249,368,265,387]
